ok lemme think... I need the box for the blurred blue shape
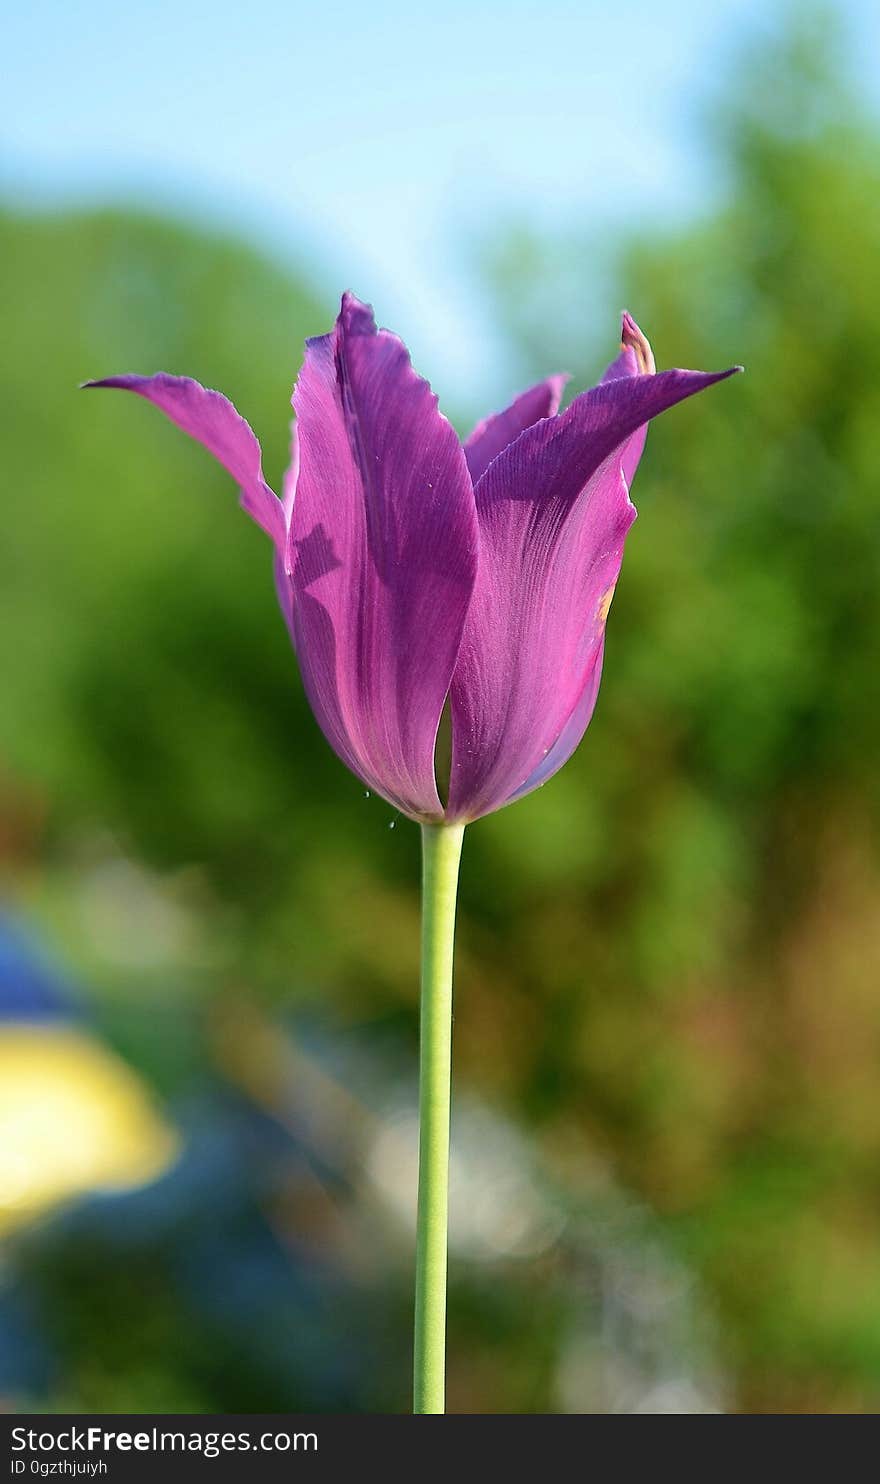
[0,1282,52,1398]
[24,1087,372,1409]
[0,911,81,1023]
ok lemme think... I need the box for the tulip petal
[602,311,657,383]
[282,419,300,526]
[508,637,606,804]
[447,361,740,821]
[273,549,296,645]
[463,375,568,484]
[84,373,286,551]
[598,312,654,483]
[507,317,649,805]
[288,294,478,819]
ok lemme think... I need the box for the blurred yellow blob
[0,1023,179,1235]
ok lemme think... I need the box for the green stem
[413,820,465,1415]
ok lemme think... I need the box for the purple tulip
[86,294,740,1414]
[86,295,738,824]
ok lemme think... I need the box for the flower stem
[413,820,465,1414]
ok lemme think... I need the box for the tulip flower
[85,294,739,1413]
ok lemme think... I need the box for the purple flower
[86,296,738,824]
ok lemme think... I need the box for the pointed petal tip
[687,362,744,380]
[339,290,376,336]
[303,293,376,356]
[81,373,178,395]
[82,373,174,394]
[619,311,655,374]
[80,372,178,392]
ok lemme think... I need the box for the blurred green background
[2,8,880,1414]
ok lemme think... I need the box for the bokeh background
[2,0,880,1414]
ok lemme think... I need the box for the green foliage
[477,12,880,1411]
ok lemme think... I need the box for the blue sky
[3,0,878,402]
